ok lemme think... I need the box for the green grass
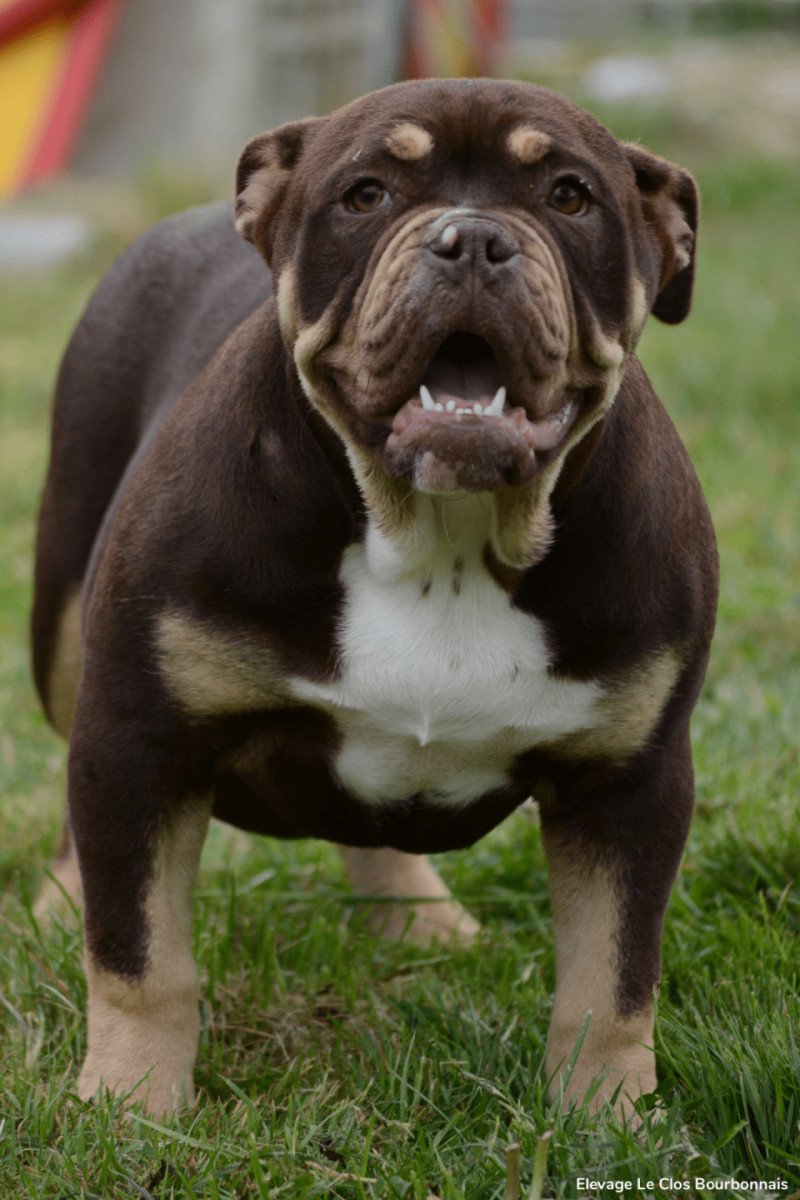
[1,137,798,1197]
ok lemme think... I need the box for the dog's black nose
[427,217,519,266]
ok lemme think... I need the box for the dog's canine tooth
[420,384,436,411]
[547,400,574,430]
[486,386,506,417]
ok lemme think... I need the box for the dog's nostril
[485,229,517,264]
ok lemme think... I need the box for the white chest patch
[289,497,602,806]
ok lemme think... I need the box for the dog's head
[236,80,697,540]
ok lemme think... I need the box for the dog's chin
[379,392,580,494]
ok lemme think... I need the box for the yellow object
[0,15,69,194]
[0,0,121,198]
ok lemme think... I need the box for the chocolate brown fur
[32,80,716,1118]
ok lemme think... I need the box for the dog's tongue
[424,352,500,409]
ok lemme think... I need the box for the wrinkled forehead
[301,78,629,184]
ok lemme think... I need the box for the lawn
[0,115,798,1196]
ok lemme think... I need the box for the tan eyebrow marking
[508,125,552,164]
[385,122,434,161]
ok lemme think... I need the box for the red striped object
[405,0,506,80]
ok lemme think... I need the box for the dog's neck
[344,439,559,573]
[360,491,497,585]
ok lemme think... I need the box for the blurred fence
[73,0,401,179]
[70,0,800,181]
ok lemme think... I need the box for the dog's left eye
[548,176,592,216]
[344,179,390,214]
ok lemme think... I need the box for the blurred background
[1,0,799,217]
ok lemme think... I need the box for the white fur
[289,495,602,806]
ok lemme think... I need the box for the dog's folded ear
[235,118,322,259]
[624,143,699,325]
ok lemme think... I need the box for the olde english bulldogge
[32,78,717,1119]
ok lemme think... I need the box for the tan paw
[363,896,480,947]
[33,868,83,927]
[339,846,480,947]
[80,957,201,1116]
[547,1027,656,1122]
[77,1053,195,1116]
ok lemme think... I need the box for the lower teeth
[418,384,507,417]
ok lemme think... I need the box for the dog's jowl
[32,80,717,1118]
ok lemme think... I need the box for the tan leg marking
[339,846,479,947]
[542,833,656,1118]
[548,646,683,764]
[47,589,83,738]
[385,122,433,161]
[34,823,83,924]
[156,610,290,717]
[77,803,210,1115]
[38,590,83,922]
[507,125,552,164]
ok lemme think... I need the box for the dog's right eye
[344,179,390,214]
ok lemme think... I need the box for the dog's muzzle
[315,207,584,493]
[376,211,576,492]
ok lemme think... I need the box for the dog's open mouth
[418,331,508,419]
[383,332,579,492]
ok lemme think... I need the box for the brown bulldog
[32,79,717,1119]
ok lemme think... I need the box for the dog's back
[32,202,267,735]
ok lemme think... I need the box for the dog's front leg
[68,715,210,1115]
[540,737,694,1119]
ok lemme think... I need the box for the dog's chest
[289,506,601,806]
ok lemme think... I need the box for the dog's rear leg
[339,846,480,946]
[540,735,694,1119]
[69,715,210,1115]
[31,586,85,922]
[34,820,83,921]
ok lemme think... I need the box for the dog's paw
[553,1055,657,1124]
[365,896,480,947]
[34,822,83,927]
[77,968,201,1117]
[77,1054,196,1117]
[33,866,83,927]
[546,1003,662,1123]
[340,846,480,947]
